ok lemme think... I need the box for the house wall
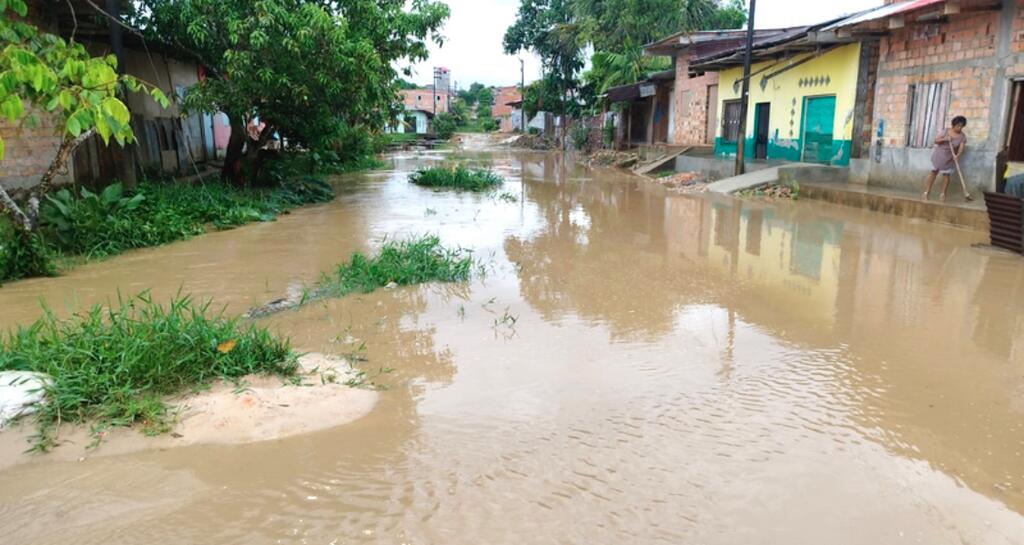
[401,89,449,114]
[714,43,864,166]
[868,0,1015,192]
[672,58,719,146]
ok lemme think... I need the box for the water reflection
[509,170,1024,512]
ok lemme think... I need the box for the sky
[406,0,884,89]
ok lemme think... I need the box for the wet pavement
[1,142,1023,544]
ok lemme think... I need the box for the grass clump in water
[0,292,297,450]
[307,236,474,301]
[408,166,503,191]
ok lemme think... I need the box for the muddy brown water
[1,143,1024,544]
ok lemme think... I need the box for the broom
[949,140,975,202]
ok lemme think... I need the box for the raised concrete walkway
[706,163,818,194]
[799,181,988,231]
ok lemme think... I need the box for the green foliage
[409,166,504,191]
[0,2,167,158]
[432,112,458,139]
[139,0,449,152]
[458,82,487,106]
[308,236,474,300]
[481,117,498,132]
[570,122,591,150]
[603,117,615,147]
[0,292,296,450]
[523,75,568,119]
[0,219,56,282]
[571,0,748,54]
[28,178,335,263]
[586,43,671,96]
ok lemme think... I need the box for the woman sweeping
[923,116,967,202]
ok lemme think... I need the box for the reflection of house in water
[671,199,844,326]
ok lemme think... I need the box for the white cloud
[406,0,543,89]
[406,0,885,88]
[753,0,882,29]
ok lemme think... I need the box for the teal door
[801,96,836,164]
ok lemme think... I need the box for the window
[722,100,742,143]
[906,82,950,148]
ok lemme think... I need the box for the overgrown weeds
[0,291,296,451]
[304,235,474,302]
[409,166,503,191]
[0,220,57,283]
[27,177,334,262]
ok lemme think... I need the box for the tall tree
[137,0,448,183]
[572,0,747,54]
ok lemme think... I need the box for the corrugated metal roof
[821,0,946,30]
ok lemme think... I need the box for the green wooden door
[801,96,836,164]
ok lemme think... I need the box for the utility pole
[520,58,526,132]
[735,0,757,176]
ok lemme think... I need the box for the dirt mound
[587,150,639,169]
[510,134,557,150]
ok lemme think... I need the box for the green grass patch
[409,166,503,192]
[305,236,474,302]
[0,292,297,450]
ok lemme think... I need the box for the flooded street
[2,145,1024,544]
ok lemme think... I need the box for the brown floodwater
[1,141,1024,544]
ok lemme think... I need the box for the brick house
[643,31,772,148]
[832,0,1011,192]
[400,89,450,115]
[490,86,523,133]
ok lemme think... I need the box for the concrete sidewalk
[706,163,818,194]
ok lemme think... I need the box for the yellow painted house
[690,25,875,167]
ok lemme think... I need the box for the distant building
[491,86,524,132]
[400,89,449,115]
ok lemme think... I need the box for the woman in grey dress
[923,116,967,202]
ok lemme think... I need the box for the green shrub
[433,112,458,139]
[0,291,297,450]
[480,117,498,132]
[571,123,591,150]
[307,236,474,301]
[0,220,57,283]
[21,178,337,268]
[408,166,503,191]
[603,118,615,148]
[528,127,540,136]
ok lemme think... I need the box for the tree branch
[0,185,32,232]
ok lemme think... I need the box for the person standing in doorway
[923,116,967,202]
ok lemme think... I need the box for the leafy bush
[480,117,498,132]
[528,127,541,136]
[0,291,297,450]
[408,166,503,191]
[603,118,615,148]
[0,220,56,283]
[307,236,474,301]
[433,112,458,139]
[30,178,336,262]
[571,123,591,151]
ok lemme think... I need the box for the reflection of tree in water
[507,157,712,342]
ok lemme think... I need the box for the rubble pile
[740,183,799,200]
[588,150,640,168]
[652,171,709,194]
[510,134,556,150]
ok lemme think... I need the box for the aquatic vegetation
[0,292,296,450]
[306,235,474,301]
[409,166,503,191]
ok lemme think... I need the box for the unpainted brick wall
[872,6,1000,148]
[672,57,718,146]
[0,110,66,190]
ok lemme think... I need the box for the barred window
[722,100,742,143]
[906,82,950,148]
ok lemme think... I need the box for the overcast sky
[405,0,884,88]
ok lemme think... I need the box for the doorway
[706,84,719,145]
[754,102,771,160]
[801,95,836,164]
